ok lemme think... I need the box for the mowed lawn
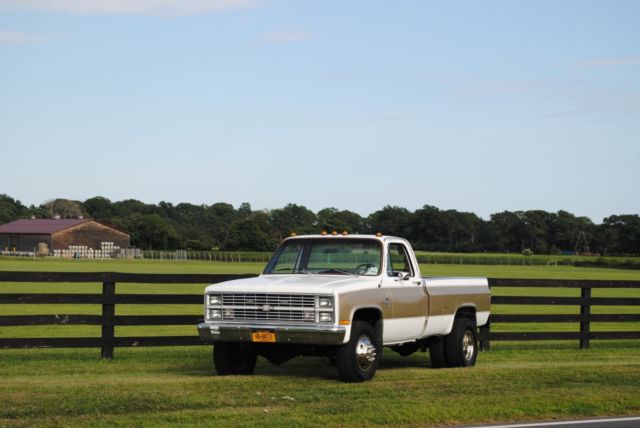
[1,257,640,427]
[1,343,639,427]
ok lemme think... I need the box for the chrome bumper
[197,322,347,346]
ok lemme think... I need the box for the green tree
[127,214,180,250]
[222,213,277,251]
[83,196,114,221]
[488,211,527,252]
[521,210,554,254]
[112,199,155,218]
[238,202,252,218]
[600,215,640,255]
[412,205,448,250]
[207,203,237,249]
[316,208,364,234]
[367,206,413,237]
[0,194,26,224]
[549,210,594,253]
[271,204,317,240]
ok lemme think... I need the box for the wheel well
[352,308,382,328]
[455,306,476,322]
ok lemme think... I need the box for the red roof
[0,219,91,234]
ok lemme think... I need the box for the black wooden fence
[479,278,640,350]
[0,272,639,358]
[0,272,255,358]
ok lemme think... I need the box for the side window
[387,243,414,278]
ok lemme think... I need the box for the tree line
[1,194,639,255]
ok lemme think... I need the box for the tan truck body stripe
[339,285,490,320]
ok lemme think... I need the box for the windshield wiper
[316,269,356,276]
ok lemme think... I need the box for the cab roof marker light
[331,231,338,235]
[320,230,328,236]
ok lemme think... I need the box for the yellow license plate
[251,331,276,343]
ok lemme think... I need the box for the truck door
[380,242,428,343]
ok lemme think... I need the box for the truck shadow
[166,351,430,379]
[169,356,339,380]
[379,350,431,368]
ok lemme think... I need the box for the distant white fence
[142,250,272,263]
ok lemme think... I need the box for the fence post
[101,275,116,359]
[479,321,490,351]
[580,286,591,349]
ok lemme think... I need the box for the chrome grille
[222,294,315,308]
[224,308,313,322]
[219,293,316,323]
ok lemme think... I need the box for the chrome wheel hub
[463,330,475,361]
[355,335,377,371]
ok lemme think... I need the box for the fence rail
[0,272,256,358]
[478,278,640,350]
[1,272,639,357]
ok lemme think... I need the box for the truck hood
[204,274,380,295]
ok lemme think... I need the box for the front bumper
[197,322,347,345]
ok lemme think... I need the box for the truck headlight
[319,297,332,308]
[209,309,222,320]
[208,295,222,305]
[319,312,333,323]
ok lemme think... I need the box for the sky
[1,0,639,222]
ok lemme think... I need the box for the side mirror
[397,272,410,280]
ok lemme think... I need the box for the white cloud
[446,76,640,117]
[262,30,311,44]
[0,30,44,44]
[551,88,640,117]
[575,57,640,67]
[450,78,560,97]
[0,0,261,15]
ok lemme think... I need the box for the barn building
[0,219,130,253]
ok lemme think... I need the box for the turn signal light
[339,320,351,325]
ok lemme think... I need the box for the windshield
[264,238,382,276]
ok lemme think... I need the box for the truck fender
[342,306,383,343]
[424,304,476,337]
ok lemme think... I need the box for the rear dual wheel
[429,317,477,368]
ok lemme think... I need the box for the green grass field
[1,343,639,427]
[1,257,639,426]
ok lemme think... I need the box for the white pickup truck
[198,234,490,382]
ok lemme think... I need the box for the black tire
[213,343,257,375]
[428,337,447,368]
[444,318,477,368]
[335,320,382,382]
[328,355,337,367]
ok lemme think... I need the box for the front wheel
[444,318,477,367]
[213,343,257,375]
[335,320,382,382]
